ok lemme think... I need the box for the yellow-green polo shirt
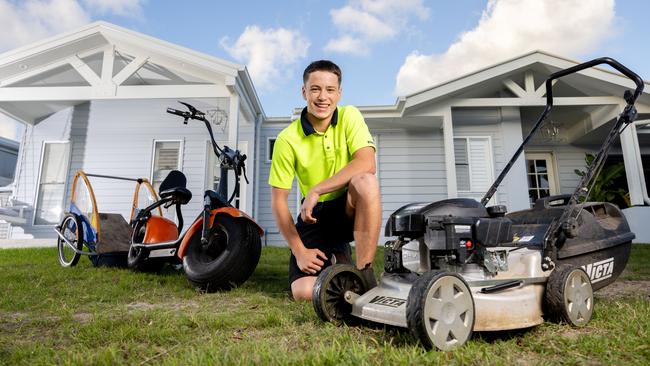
[269,105,375,202]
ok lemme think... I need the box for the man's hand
[300,190,320,224]
[295,247,328,274]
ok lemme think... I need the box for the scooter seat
[160,187,192,204]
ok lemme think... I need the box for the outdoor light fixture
[206,108,228,132]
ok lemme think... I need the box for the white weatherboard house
[0,22,648,244]
[0,22,264,241]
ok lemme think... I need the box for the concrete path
[0,239,56,249]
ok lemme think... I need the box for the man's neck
[306,112,331,133]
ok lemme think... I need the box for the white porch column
[228,94,239,147]
[442,107,457,198]
[620,122,648,205]
[500,107,529,211]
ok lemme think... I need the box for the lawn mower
[127,102,263,291]
[312,58,642,350]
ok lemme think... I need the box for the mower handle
[545,57,644,107]
[481,57,644,206]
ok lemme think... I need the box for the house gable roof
[0,21,264,124]
[316,51,647,121]
[401,50,650,111]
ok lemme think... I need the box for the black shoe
[360,264,377,289]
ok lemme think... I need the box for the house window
[454,137,493,193]
[34,142,70,225]
[267,138,276,162]
[151,140,182,193]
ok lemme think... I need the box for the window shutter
[455,137,492,192]
[454,139,470,191]
[468,138,492,191]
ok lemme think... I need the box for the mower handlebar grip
[545,57,644,106]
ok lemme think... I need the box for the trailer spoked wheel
[545,265,593,327]
[407,271,475,351]
[313,264,367,324]
[57,213,84,267]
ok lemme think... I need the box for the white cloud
[325,0,429,55]
[0,0,90,51]
[0,0,145,52]
[324,35,369,56]
[221,26,310,90]
[81,0,143,16]
[395,0,616,95]
[331,6,396,42]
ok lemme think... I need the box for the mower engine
[384,198,513,274]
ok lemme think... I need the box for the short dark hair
[303,60,342,85]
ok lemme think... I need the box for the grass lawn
[1,244,649,365]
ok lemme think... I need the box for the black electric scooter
[127,102,263,292]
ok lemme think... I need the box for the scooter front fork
[201,195,211,244]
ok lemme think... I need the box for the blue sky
[1,0,649,140]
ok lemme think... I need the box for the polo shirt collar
[300,106,338,136]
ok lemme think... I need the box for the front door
[525,152,559,206]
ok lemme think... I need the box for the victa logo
[369,296,406,308]
[581,257,614,284]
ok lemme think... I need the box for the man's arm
[271,187,327,274]
[301,146,375,223]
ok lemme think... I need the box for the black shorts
[288,194,354,285]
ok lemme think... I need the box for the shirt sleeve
[268,135,295,190]
[344,106,376,156]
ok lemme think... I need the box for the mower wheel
[183,215,262,292]
[544,264,593,327]
[312,264,367,324]
[127,220,165,272]
[57,213,83,267]
[407,271,475,351]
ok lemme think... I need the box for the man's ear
[301,85,306,100]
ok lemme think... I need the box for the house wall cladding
[375,129,446,236]
[12,98,238,239]
[258,125,300,244]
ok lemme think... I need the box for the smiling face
[302,70,341,123]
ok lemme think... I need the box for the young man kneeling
[269,60,381,300]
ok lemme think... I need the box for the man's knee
[349,173,379,199]
[291,277,315,301]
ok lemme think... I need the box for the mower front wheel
[544,265,593,327]
[406,271,475,351]
[312,264,367,324]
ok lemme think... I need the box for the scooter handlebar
[166,108,189,118]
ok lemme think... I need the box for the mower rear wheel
[545,265,593,327]
[57,213,83,267]
[313,264,367,324]
[407,271,475,351]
